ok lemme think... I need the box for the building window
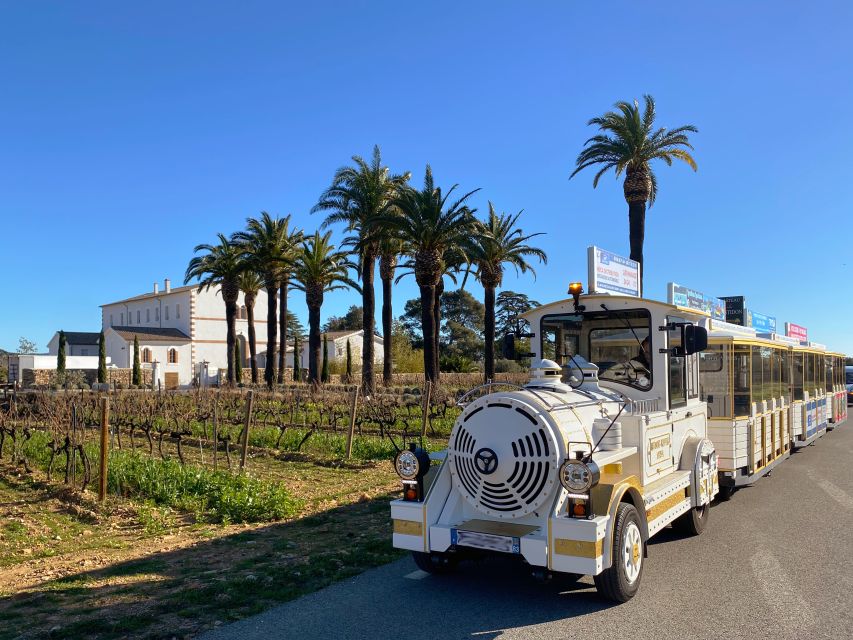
[155,307,160,321]
[121,312,125,325]
[147,308,150,322]
[137,310,141,323]
[176,304,181,319]
[142,348,152,363]
[168,348,178,364]
[110,314,114,326]
[165,306,170,320]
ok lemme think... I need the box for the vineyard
[0,384,465,524]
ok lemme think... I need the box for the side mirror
[682,325,708,356]
[502,333,516,360]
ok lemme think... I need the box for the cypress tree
[293,334,301,382]
[132,335,141,386]
[321,334,329,383]
[57,330,67,380]
[97,330,107,384]
[235,341,243,385]
[345,339,352,382]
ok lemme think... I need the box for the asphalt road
[203,418,853,640]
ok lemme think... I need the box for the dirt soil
[0,460,404,639]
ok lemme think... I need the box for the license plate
[451,529,521,554]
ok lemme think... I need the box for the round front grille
[448,396,561,518]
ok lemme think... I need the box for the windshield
[540,309,653,390]
[847,368,853,385]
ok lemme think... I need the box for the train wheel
[594,503,644,602]
[411,551,456,574]
[717,485,736,501]
[672,503,709,536]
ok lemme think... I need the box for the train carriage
[701,321,794,494]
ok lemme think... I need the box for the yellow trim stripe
[393,519,423,536]
[554,538,604,558]
[646,489,688,522]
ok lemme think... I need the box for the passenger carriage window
[751,347,763,405]
[700,345,730,417]
[733,346,751,416]
[793,353,804,401]
[825,357,833,392]
[780,350,791,404]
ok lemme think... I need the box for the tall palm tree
[233,212,302,388]
[389,165,478,382]
[570,95,697,292]
[312,145,410,394]
[378,234,403,386]
[291,231,359,385]
[185,234,244,385]
[468,203,547,382]
[237,269,263,384]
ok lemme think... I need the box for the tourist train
[389,276,848,602]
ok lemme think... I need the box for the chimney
[153,282,159,294]
[164,278,171,293]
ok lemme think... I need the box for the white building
[287,329,384,369]
[102,278,277,388]
[47,331,101,357]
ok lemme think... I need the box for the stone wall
[21,368,152,388]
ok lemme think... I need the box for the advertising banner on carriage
[785,322,808,341]
[667,283,726,320]
[587,246,640,297]
[719,296,746,325]
[748,310,777,333]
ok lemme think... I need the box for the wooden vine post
[239,390,254,472]
[420,380,432,438]
[345,385,361,459]
[212,397,219,472]
[98,397,110,502]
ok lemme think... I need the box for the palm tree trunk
[225,299,238,385]
[307,295,322,385]
[246,295,258,384]
[484,284,496,383]
[420,284,437,382]
[433,278,443,382]
[361,250,377,394]
[264,278,278,388]
[627,200,646,295]
[381,266,394,386]
[278,280,289,384]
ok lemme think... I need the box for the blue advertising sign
[587,246,640,297]
[747,310,777,333]
[667,283,726,320]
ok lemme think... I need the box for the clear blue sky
[2,1,851,354]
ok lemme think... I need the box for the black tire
[594,503,644,603]
[671,503,709,536]
[717,485,736,501]
[411,551,456,574]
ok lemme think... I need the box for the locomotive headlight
[559,459,601,493]
[395,450,420,480]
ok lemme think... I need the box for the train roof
[520,293,707,321]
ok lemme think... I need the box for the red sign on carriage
[785,322,808,341]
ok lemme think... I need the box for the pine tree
[235,341,243,385]
[293,334,301,382]
[345,339,353,382]
[57,330,67,380]
[97,330,107,384]
[321,334,329,383]
[132,335,141,386]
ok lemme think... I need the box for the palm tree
[237,269,263,384]
[233,213,302,388]
[388,165,479,382]
[291,231,359,385]
[468,203,547,382]
[185,234,244,384]
[312,145,410,394]
[378,234,403,385]
[570,95,697,292]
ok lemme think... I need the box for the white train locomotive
[390,287,719,602]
